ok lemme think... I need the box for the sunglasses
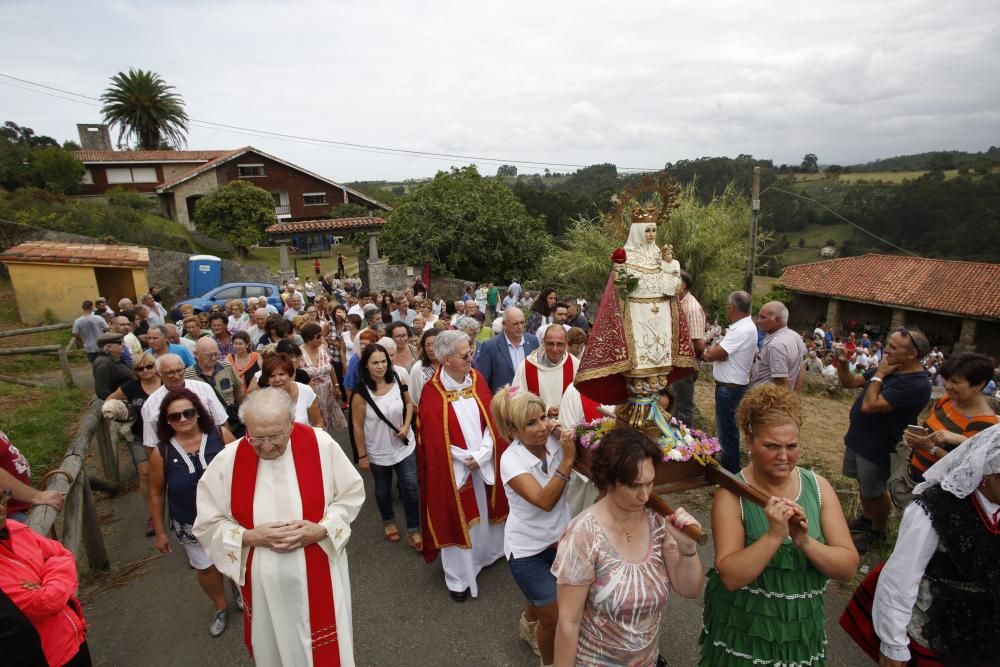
[166,408,198,423]
[897,327,928,358]
[136,364,155,372]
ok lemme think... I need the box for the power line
[764,185,921,257]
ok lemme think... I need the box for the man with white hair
[475,307,540,394]
[247,308,269,348]
[417,330,507,602]
[141,293,168,327]
[750,300,807,391]
[512,324,578,419]
[186,337,245,436]
[283,295,304,321]
[195,388,365,665]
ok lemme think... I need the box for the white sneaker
[519,613,540,657]
[209,609,228,638]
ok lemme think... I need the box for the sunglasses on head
[166,408,198,423]
[897,327,928,357]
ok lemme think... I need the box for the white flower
[667,448,685,461]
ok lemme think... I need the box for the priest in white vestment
[511,325,579,419]
[194,388,365,666]
[417,330,507,602]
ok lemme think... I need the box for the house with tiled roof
[71,125,389,231]
[780,254,1000,356]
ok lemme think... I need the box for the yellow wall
[2,263,150,323]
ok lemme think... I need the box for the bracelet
[871,376,884,384]
[358,454,368,459]
[553,470,571,482]
[679,549,698,557]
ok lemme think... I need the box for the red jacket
[0,520,86,666]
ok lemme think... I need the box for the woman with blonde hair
[492,386,576,665]
[699,384,858,666]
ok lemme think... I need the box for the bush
[106,187,157,211]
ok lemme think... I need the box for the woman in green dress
[700,384,859,666]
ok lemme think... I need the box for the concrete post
[890,308,906,331]
[825,298,840,333]
[279,243,291,273]
[368,234,380,262]
[956,318,977,352]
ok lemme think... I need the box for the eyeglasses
[247,432,288,446]
[451,351,473,361]
[199,353,219,360]
[166,408,198,423]
[161,368,185,377]
[136,364,155,372]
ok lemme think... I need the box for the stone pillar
[368,234,380,262]
[825,298,840,333]
[955,318,977,352]
[890,308,905,331]
[279,243,291,273]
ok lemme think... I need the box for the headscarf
[624,221,656,251]
[914,422,1000,498]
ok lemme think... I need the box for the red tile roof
[0,241,149,268]
[266,217,388,234]
[780,254,1000,319]
[73,150,230,162]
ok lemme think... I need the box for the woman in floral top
[552,427,704,666]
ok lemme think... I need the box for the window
[212,287,244,301]
[238,164,265,177]
[105,167,158,184]
[303,192,327,206]
[80,169,94,185]
[245,286,270,298]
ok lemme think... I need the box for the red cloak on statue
[416,367,509,564]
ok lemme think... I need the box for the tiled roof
[73,150,230,162]
[780,254,1000,319]
[0,241,149,268]
[266,217,388,234]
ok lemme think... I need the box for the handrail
[26,399,112,572]
[0,322,72,339]
[0,324,78,387]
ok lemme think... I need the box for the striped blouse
[909,396,998,479]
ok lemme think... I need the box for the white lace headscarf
[624,221,657,251]
[914,422,1000,498]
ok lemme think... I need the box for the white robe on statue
[511,349,580,412]
[194,429,365,667]
[439,371,505,597]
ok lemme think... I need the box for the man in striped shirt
[673,271,707,427]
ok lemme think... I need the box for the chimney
[77,124,112,151]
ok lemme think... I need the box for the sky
[2,0,998,182]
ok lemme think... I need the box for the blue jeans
[370,450,420,533]
[715,383,748,474]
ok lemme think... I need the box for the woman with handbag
[350,343,421,550]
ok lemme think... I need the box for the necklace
[624,526,633,543]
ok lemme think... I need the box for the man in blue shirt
[145,324,195,367]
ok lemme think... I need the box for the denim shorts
[507,546,558,607]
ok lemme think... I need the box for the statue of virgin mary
[574,211,696,424]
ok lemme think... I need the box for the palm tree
[100,68,189,150]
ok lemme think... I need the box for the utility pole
[744,166,761,295]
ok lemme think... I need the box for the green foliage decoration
[193,180,276,256]
[379,166,552,282]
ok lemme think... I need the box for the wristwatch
[929,445,939,456]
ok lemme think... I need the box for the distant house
[819,245,838,258]
[780,254,1000,356]
[72,133,389,230]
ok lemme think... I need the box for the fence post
[58,348,75,387]
[94,418,119,489]
[81,470,109,572]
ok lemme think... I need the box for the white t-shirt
[141,380,229,447]
[291,382,317,425]
[713,315,758,385]
[360,384,415,466]
[500,437,570,559]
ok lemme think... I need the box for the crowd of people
[0,266,996,667]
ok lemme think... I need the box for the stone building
[780,254,1000,357]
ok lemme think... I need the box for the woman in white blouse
[491,386,576,666]
[258,353,323,428]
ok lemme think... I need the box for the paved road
[82,431,870,666]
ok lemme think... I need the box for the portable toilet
[188,255,222,297]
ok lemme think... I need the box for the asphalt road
[82,430,870,666]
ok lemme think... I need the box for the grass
[780,222,864,266]
[243,245,361,279]
[0,278,80,375]
[0,383,91,483]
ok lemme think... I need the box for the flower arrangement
[657,416,720,464]
[574,417,617,450]
[610,248,639,300]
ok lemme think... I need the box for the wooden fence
[0,322,77,387]
[26,399,120,574]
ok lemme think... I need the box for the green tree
[326,202,373,219]
[496,164,518,178]
[801,153,819,173]
[100,68,189,149]
[379,166,551,282]
[193,181,275,256]
[0,121,59,147]
[540,183,757,315]
[32,147,85,194]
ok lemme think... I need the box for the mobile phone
[905,425,929,436]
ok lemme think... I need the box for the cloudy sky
[3,0,998,181]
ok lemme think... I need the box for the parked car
[174,282,284,314]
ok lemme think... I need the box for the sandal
[407,533,423,551]
[384,524,401,542]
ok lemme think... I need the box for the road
[82,429,870,666]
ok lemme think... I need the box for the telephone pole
[744,166,761,295]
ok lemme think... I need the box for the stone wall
[362,261,472,302]
[0,218,275,307]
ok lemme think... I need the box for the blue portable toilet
[188,255,222,297]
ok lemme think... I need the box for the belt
[715,381,748,389]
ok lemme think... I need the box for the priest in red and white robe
[511,324,579,419]
[417,330,508,601]
[194,388,365,666]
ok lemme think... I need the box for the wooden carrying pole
[645,493,708,545]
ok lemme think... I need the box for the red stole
[416,368,509,564]
[523,354,574,400]
[231,423,340,666]
[580,393,602,422]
